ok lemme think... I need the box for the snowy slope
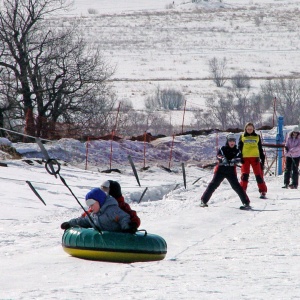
[1,0,300,299]
[1,132,300,299]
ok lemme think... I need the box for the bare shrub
[208,57,227,87]
[117,108,174,136]
[231,72,251,89]
[145,86,184,110]
[165,2,175,9]
[254,14,264,27]
[88,8,98,15]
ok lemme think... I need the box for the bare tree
[233,93,263,129]
[148,113,173,136]
[192,108,216,130]
[208,57,227,87]
[0,0,115,138]
[117,102,174,136]
[228,75,262,128]
[206,87,263,130]
[0,67,28,139]
[206,94,236,130]
[260,79,300,125]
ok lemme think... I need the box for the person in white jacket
[283,126,300,189]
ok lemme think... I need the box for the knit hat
[292,125,299,132]
[226,133,236,141]
[101,180,110,189]
[85,188,106,207]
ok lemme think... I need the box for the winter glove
[217,155,223,163]
[122,223,137,234]
[221,158,229,166]
[61,222,71,230]
[255,157,260,163]
[230,158,241,165]
[285,146,289,152]
[241,158,245,164]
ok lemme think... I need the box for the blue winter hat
[85,188,106,207]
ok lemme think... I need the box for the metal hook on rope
[44,159,102,234]
[45,158,61,176]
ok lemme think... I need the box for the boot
[289,185,298,189]
[200,201,208,207]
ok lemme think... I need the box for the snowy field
[49,0,300,116]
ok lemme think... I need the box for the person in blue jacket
[200,133,251,209]
[60,188,134,232]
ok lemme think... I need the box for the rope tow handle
[44,159,103,234]
[35,136,103,234]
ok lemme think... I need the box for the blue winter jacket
[68,195,130,231]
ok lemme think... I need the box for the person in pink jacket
[283,126,300,189]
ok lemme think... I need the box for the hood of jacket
[97,195,118,213]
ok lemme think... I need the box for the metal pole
[143,131,147,168]
[272,97,276,127]
[85,137,89,170]
[168,133,175,169]
[276,116,284,175]
[110,130,115,170]
[181,99,187,134]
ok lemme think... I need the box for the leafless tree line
[192,77,300,130]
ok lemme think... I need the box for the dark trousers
[284,157,299,187]
[201,168,250,205]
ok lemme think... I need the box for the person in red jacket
[101,180,141,230]
[238,122,267,199]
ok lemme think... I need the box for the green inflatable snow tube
[62,227,167,263]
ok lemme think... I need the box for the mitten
[61,222,71,230]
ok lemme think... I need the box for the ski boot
[200,201,208,207]
[260,192,267,199]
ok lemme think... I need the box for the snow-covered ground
[1,1,300,299]
[1,126,300,299]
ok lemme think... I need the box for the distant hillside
[50,0,300,123]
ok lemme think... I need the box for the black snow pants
[201,166,250,205]
[284,156,299,187]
